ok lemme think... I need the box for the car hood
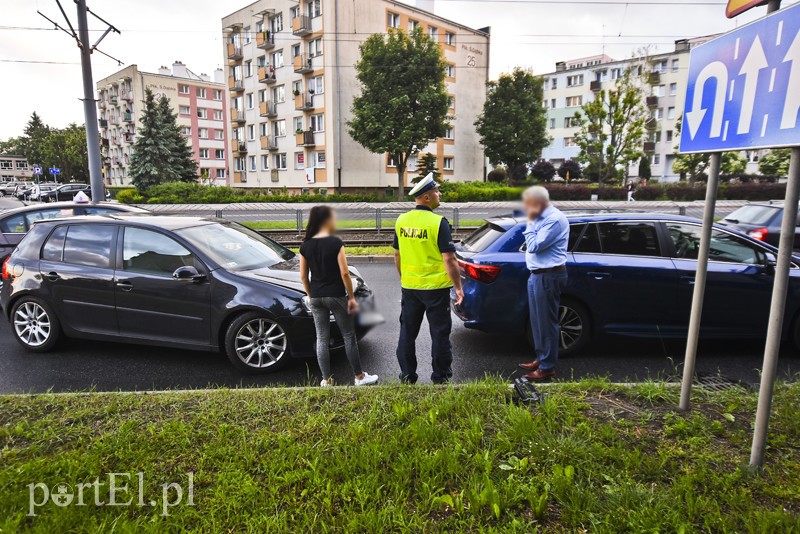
[233,257,306,293]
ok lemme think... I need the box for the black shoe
[399,374,418,385]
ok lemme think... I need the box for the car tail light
[458,260,501,284]
[2,257,10,280]
[748,227,768,241]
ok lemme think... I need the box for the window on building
[672,59,680,72]
[259,122,268,137]
[551,78,557,89]
[315,151,326,168]
[198,128,209,139]
[214,89,223,101]
[669,83,678,96]
[294,116,304,133]
[271,50,284,68]
[213,110,223,121]
[271,13,283,33]
[272,86,285,103]
[243,27,252,45]
[309,0,321,18]
[650,130,662,143]
[234,157,245,172]
[273,119,286,137]
[549,118,556,129]
[610,68,622,80]
[274,153,287,170]
[446,64,455,78]
[215,149,225,159]
[652,153,661,165]
[445,32,455,46]
[257,55,266,68]
[179,84,190,94]
[564,137,578,147]
[564,116,579,128]
[310,113,324,132]
[292,44,301,58]
[566,74,584,87]
[244,61,253,78]
[308,38,323,57]
[261,155,270,170]
[310,75,324,94]
[653,85,665,97]
[246,93,254,109]
[216,169,226,179]
[0,160,12,170]
[197,87,207,99]
[448,96,456,109]
[295,152,305,170]
[387,12,400,29]
[443,157,454,171]
[667,106,676,120]
[666,130,674,142]
[408,20,419,32]
[197,108,208,119]
[444,127,454,140]
[181,126,192,136]
[247,124,255,140]
[199,148,209,159]
[551,98,557,109]
[566,96,582,107]
[179,105,190,115]
[653,60,668,73]
[653,108,664,120]
[16,160,28,170]
[290,5,301,19]
[249,155,257,171]
[387,154,396,167]
[428,26,438,40]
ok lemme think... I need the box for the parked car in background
[0,182,32,197]
[1,216,379,373]
[16,183,58,202]
[0,202,148,264]
[718,202,800,249]
[42,183,93,203]
[453,213,800,356]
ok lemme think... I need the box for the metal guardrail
[137,200,751,233]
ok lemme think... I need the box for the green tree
[638,156,651,180]
[759,149,791,177]
[0,136,23,155]
[412,152,441,184]
[20,112,50,167]
[348,28,449,198]
[672,117,709,183]
[557,159,582,180]
[530,159,556,182]
[721,152,747,175]
[41,124,89,182]
[475,68,549,182]
[130,89,197,191]
[573,67,648,182]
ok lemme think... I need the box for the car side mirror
[173,265,205,282]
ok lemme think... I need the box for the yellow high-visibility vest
[395,209,451,290]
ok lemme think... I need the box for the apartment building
[541,36,760,182]
[96,62,230,186]
[221,0,490,192]
[0,155,32,182]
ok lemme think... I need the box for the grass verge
[1,380,798,532]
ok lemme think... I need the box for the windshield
[176,222,294,271]
[461,223,506,252]
[725,205,780,226]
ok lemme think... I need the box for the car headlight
[301,295,312,315]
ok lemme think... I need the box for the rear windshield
[460,223,506,253]
[724,205,780,226]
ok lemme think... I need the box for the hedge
[115,181,788,205]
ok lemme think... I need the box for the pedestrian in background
[627,180,636,202]
[518,186,569,381]
[393,173,464,384]
[300,205,378,387]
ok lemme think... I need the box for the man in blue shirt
[518,186,569,381]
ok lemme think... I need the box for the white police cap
[409,173,439,198]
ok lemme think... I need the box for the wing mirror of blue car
[172,266,206,282]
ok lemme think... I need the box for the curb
[349,255,395,265]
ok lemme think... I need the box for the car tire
[10,297,61,352]
[526,297,591,357]
[224,312,291,373]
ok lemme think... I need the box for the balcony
[256,31,275,50]
[227,42,243,61]
[230,107,246,124]
[123,112,133,123]
[295,130,315,147]
[294,91,315,111]
[99,119,108,128]
[228,76,244,92]
[235,141,248,154]
[258,66,276,84]
[110,95,118,105]
[293,54,313,74]
[645,118,658,130]
[261,135,279,151]
[98,99,106,109]
[590,80,602,92]
[120,91,133,102]
[643,141,656,152]
[233,171,246,183]
[648,71,661,85]
[646,96,659,107]
[259,100,278,117]
[292,15,311,36]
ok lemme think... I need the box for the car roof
[33,214,218,231]
[487,212,705,229]
[0,201,148,217]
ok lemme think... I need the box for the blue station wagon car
[454,213,800,355]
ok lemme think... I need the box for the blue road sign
[679,3,800,154]
[32,165,43,175]
[49,167,61,175]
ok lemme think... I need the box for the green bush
[116,189,144,204]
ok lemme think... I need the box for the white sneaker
[320,378,333,387]
[354,372,379,387]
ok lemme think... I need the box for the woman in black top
[299,206,378,387]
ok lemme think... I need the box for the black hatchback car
[1,216,377,373]
[719,202,800,249]
[42,183,93,202]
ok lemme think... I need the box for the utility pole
[38,1,120,203]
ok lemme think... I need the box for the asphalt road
[0,263,797,393]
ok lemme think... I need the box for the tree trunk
[507,162,528,183]
[396,163,406,200]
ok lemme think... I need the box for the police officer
[393,173,464,384]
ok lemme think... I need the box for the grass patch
[1,380,798,532]
[243,219,486,231]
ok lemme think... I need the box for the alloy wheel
[13,301,52,348]
[559,305,583,351]
[233,318,287,369]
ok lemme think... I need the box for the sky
[0,0,797,140]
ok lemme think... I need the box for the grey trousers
[309,296,363,379]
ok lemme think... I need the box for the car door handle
[45,271,60,282]
[587,271,611,280]
[116,280,133,292]
[680,275,696,285]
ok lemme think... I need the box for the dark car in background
[1,216,378,373]
[0,202,148,263]
[0,182,33,197]
[718,202,800,249]
[16,183,58,202]
[453,213,800,356]
[42,183,93,203]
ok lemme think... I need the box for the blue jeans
[309,296,363,379]
[396,287,453,384]
[528,270,568,370]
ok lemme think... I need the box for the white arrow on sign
[685,61,728,140]
[780,31,800,130]
[737,36,769,135]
